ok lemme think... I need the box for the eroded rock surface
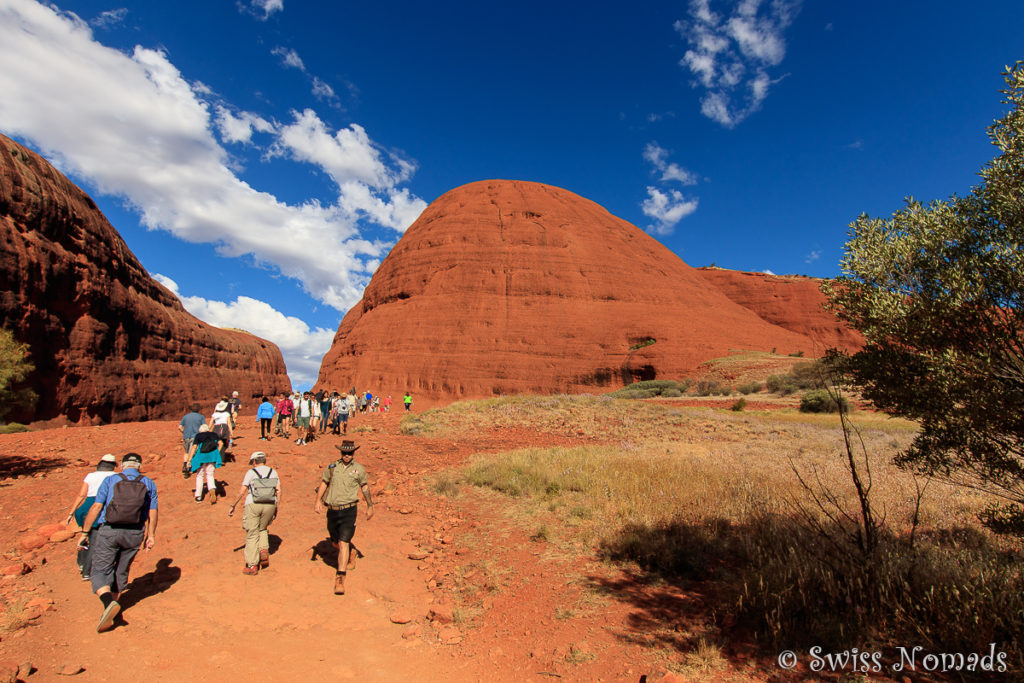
[695,267,863,353]
[0,134,291,423]
[317,180,857,401]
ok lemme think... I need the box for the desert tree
[823,63,1024,536]
[0,328,35,422]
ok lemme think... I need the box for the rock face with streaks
[316,180,858,402]
[695,267,863,353]
[0,134,291,423]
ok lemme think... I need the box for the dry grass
[422,394,1024,664]
[1,597,29,632]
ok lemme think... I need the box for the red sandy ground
[0,410,826,682]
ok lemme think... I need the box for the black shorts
[326,507,357,543]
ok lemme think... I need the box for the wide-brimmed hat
[249,451,267,462]
[335,440,359,454]
[214,400,228,412]
[100,453,116,463]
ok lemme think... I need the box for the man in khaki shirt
[314,440,374,595]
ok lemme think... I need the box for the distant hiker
[178,403,205,476]
[228,391,242,429]
[189,424,223,504]
[358,393,367,413]
[275,394,294,438]
[78,453,158,633]
[310,392,322,436]
[257,396,275,441]
[210,399,233,453]
[403,392,412,412]
[333,392,350,434]
[370,396,379,413]
[364,391,373,412]
[346,392,357,417]
[295,391,314,445]
[314,440,373,595]
[383,395,392,413]
[319,393,333,434]
[65,453,118,581]
[228,451,280,575]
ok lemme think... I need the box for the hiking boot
[333,573,345,595]
[209,492,217,505]
[346,553,356,571]
[195,496,202,503]
[242,565,259,576]
[97,600,120,633]
[259,548,270,568]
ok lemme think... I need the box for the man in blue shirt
[78,453,159,633]
[178,403,205,476]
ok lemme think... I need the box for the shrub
[694,379,722,396]
[730,398,747,412]
[799,389,849,413]
[737,381,763,395]
[609,379,689,399]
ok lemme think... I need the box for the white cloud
[214,106,274,144]
[675,0,801,127]
[311,77,336,101]
[642,142,698,185]
[762,269,776,275]
[641,186,699,235]
[91,8,127,28]
[271,46,305,71]
[805,249,821,264]
[243,0,282,20]
[155,274,333,389]
[0,0,426,311]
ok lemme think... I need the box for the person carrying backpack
[228,451,280,575]
[77,453,158,633]
[187,424,223,503]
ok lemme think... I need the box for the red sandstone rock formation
[316,180,858,402]
[0,134,291,423]
[695,267,863,353]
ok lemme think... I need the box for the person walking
[403,392,412,412]
[228,451,280,575]
[256,396,275,441]
[178,403,205,477]
[295,391,313,445]
[334,393,350,434]
[228,391,242,429]
[319,392,333,434]
[188,424,223,503]
[210,399,234,454]
[383,395,392,413]
[65,454,118,580]
[275,394,294,438]
[313,440,373,595]
[77,453,158,633]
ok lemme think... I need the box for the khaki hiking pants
[242,502,276,567]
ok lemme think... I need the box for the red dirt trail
[0,410,780,682]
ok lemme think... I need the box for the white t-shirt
[84,471,117,496]
[241,465,279,506]
[212,410,230,426]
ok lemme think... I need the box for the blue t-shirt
[93,468,158,526]
[257,401,275,419]
[179,412,206,440]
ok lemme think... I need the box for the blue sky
[1,0,1022,389]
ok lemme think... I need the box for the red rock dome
[316,180,857,403]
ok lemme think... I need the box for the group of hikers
[253,389,412,445]
[65,389,385,633]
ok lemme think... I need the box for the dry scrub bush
[447,397,1023,661]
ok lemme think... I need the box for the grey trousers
[90,525,145,594]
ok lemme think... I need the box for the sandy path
[0,409,770,682]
